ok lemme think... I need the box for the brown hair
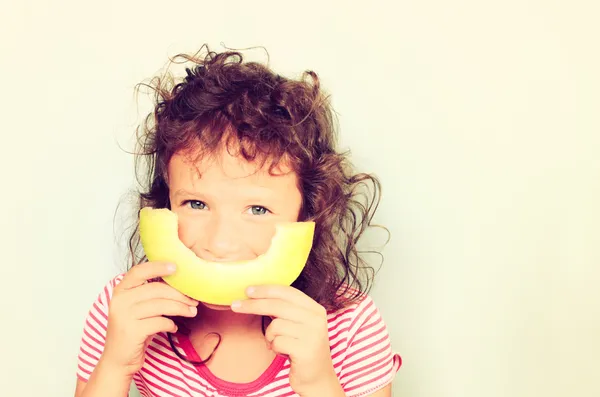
[122,45,387,361]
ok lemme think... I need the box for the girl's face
[166,145,303,307]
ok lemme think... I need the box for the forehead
[167,145,296,187]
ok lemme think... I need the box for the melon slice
[138,207,315,305]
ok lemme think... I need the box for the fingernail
[189,306,197,315]
[246,286,255,296]
[166,263,176,273]
[231,300,242,309]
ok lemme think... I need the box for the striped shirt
[77,275,401,396]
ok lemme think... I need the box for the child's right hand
[99,262,199,377]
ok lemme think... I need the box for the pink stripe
[133,376,150,396]
[88,307,106,330]
[250,380,293,397]
[148,335,180,362]
[261,390,296,397]
[146,340,210,384]
[144,353,210,395]
[77,364,90,377]
[78,355,95,370]
[93,301,108,321]
[327,307,356,325]
[83,327,104,348]
[151,335,218,374]
[332,304,383,366]
[347,306,376,345]
[273,392,296,397]
[333,334,388,371]
[140,367,193,397]
[81,335,103,358]
[348,299,375,332]
[241,368,292,397]
[332,285,360,300]
[272,371,291,382]
[85,319,105,342]
[348,321,385,351]
[331,346,347,364]
[145,345,213,391]
[152,333,190,354]
[346,333,388,361]
[148,345,181,364]
[79,344,100,363]
[344,360,393,392]
[146,345,181,371]
[146,338,228,391]
[152,336,182,353]
[250,371,292,397]
[280,363,291,371]
[328,324,351,343]
[329,335,348,353]
[103,284,111,306]
[149,339,200,372]
[342,342,391,375]
[135,389,148,397]
[279,392,297,397]
[340,351,390,382]
[112,274,125,287]
[332,327,370,363]
[328,317,351,334]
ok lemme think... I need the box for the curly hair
[122,45,386,360]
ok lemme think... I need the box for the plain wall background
[1,1,599,396]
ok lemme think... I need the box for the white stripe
[143,347,215,395]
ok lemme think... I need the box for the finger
[231,298,312,323]
[264,318,302,343]
[133,299,198,320]
[269,335,301,357]
[140,316,178,336]
[132,282,198,307]
[119,262,176,289]
[246,285,323,314]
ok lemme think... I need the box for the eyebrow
[173,189,201,198]
[173,187,277,199]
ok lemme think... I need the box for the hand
[231,285,342,396]
[101,262,199,377]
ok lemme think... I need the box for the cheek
[176,215,205,249]
[246,224,277,255]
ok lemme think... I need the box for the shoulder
[326,287,381,335]
[326,289,386,350]
[93,273,126,306]
[80,272,127,331]
[83,273,127,320]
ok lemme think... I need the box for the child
[75,45,401,397]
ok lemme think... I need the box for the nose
[201,213,242,261]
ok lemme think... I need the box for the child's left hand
[231,285,343,396]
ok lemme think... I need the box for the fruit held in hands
[138,207,315,305]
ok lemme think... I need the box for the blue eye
[250,206,269,215]
[184,200,207,210]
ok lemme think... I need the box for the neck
[190,303,263,336]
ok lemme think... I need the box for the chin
[201,302,232,311]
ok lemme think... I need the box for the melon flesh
[138,207,315,305]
